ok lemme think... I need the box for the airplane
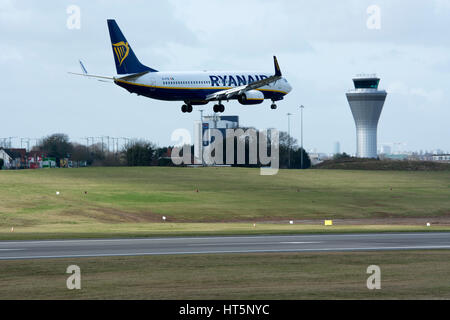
[71,19,293,114]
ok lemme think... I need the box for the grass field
[0,167,449,239]
[1,250,449,299]
[1,168,449,300]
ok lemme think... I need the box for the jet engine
[238,90,264,105]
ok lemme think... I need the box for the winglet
[274,56,282,77]
[79,60,88,75]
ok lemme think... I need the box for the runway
[1,232,450,260]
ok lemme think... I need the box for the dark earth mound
[313,158,450,171]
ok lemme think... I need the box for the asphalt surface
[0,232,450,260]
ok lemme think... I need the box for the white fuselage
[114,71,292,104]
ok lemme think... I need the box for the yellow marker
[324,220,333,226]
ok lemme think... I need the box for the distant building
[380,144,392,155]
[0,149,12,168]
[384,154,409,160]
[432,154,450,163]
[202,115,240,138]
[194,115,239,165]
[309,153,330,165]
[333,141,341,155]
[0,148,27,169]
[27,151,46,169]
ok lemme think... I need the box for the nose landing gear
[270,103,278,110]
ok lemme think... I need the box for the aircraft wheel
[271,103,277,110]
[213,104,219,113]
[181,104,187,113]
[187,105,193,113]
[219,104,225,113]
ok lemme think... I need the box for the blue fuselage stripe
[115,80,287,102]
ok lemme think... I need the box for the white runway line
[279,242,322,244]
[188,241,322,246]
[2,245,450,260]
[1,233,449,260]
[1,232,448,246]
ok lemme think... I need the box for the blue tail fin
[107,19,157,75]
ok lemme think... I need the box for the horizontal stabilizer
[68,72,114,82]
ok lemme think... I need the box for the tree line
[32,132,311,169]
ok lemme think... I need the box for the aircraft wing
[206,56,283,101]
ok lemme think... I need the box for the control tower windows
[353,79,380,89]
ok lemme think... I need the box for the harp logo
[112,41,129,66]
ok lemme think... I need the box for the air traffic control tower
[346,75,387,158]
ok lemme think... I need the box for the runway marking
[1,245,450,260]
[1,232,449,246]
[0,249,24,251]
[188,241,322,247]
[280,242,322,244]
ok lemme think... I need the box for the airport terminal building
[194,115,239,164]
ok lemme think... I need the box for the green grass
[1,250,450,299]
[0,167,449,239]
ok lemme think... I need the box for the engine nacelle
[238,90,264,105]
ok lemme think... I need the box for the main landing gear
[271,98,281,110]
[181,104,193,113]
[213,103,225,113]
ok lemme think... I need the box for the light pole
[287,113,293,169]
[99,136,104,154]
[84,137,89,154]
[21,138,28,150]
[20,138,31,152]
[198,109,204,166]
[299,105,305,169]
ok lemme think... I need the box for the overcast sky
[1,0,449,153]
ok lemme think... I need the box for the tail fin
[107,19,157,75]
[273,56,282,77]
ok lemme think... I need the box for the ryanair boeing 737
[71,20,293,113]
